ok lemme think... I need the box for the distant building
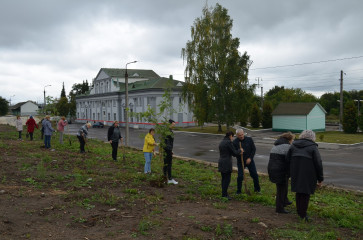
[76,68,195,128]
[272,102,327,132]
[10,101,40,116]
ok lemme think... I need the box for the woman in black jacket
[107,121,123,161]
[268,132,295,214]
[287,130,324,221]
[218,131,242,200]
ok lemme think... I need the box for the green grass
[314,131,363,144]
[0,124,362,239]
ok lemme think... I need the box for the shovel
[122,140,126,162]
[239,142,251,196]
[67,124,72,146]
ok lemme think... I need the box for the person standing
[39,117,45,140]
[77,123,91,153]
[15,116,23,140]
[268,132,295,214]
[25,116,38,141]
[107,121,123,161]
[43,115,55,149]
[163,119,177,184]
[143,128,157,174]
[287,130,324,222]
[57,116,67,144]
[233,129,261,193]
[218,131,242,200]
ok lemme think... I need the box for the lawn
[0,124,362,239]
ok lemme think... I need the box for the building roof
[119,77,184,92]
[97,68,160,80]
[10,101,39,110]
[272,102,326,115]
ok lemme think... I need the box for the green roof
[119,77,184,92]
[98,68,160,79]
[272,103,326,115]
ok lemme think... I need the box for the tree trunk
[218,124,222,133]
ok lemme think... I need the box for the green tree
[0,97,9,116]
[265,86,318,109]
[250,103,261,128]
[68,81,89,117]
[358,115,363,132]
[262,101,273,128]
[56,97,69,116]
[44,96,57,115]
[61,82,66,98]
[182,3,251,132]
[342,101,358,134]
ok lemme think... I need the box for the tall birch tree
[182,3,252,131]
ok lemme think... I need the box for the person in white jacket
[15,116,23,140]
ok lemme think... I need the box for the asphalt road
[68,123,363,192]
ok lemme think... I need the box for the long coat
[26,118,38,133]
[287,139,324,194]
[267,138,291,184]
[218,136,241,173]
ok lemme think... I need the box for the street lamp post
[125,61,137,146]
[44,85,51,114]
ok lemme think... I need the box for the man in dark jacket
[268,132,295,214]
[233,129,261,193]
[107,121,123,161]
[163,119,177,184]
[219,131,242,200]
[287,130,324,221]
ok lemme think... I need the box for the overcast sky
[1,0,362,105]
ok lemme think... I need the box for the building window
[108,101,111,107]
[108,113,110,121]
[114,113,116,121]
[113,100,116,107]
[77,113,79,118]
[93,113,95,120]
[97,113,100,120]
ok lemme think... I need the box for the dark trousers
[221,172,231,197]
[77,135,85,153]
[44,135,51,149]
[296,193,310,218]
[163,150,173,180]
[111,141,119,160]
[237,158,260,192]
[276,182,289,212]
[29,132,34,141]
[18,131,22,139]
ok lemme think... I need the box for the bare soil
[0,124,358,239]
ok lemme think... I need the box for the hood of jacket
[274,137,290,146]
[292,139,317,148]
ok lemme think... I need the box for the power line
[250,55,363,70]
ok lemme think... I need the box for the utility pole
[255,77,263,108]
[339,70,344,131]
[261,86,264,108]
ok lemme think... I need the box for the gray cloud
[0,0,362,104]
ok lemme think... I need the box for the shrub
[250,103,261,128]
[342,101,358,133]
[262,102,272,128]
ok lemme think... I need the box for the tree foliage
[56,97,69,117]
[250,103,261,128]
[319,90,363,116]
[265,86,317,109]
[0,97,9,116]
[262,101,273,128]
[61,82,66,98]
[342,101,357,134]
[68,80,90,117]
[181,3,252,131]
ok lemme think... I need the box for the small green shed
[272,103,327,132]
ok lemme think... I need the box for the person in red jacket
[25,116,38,141]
